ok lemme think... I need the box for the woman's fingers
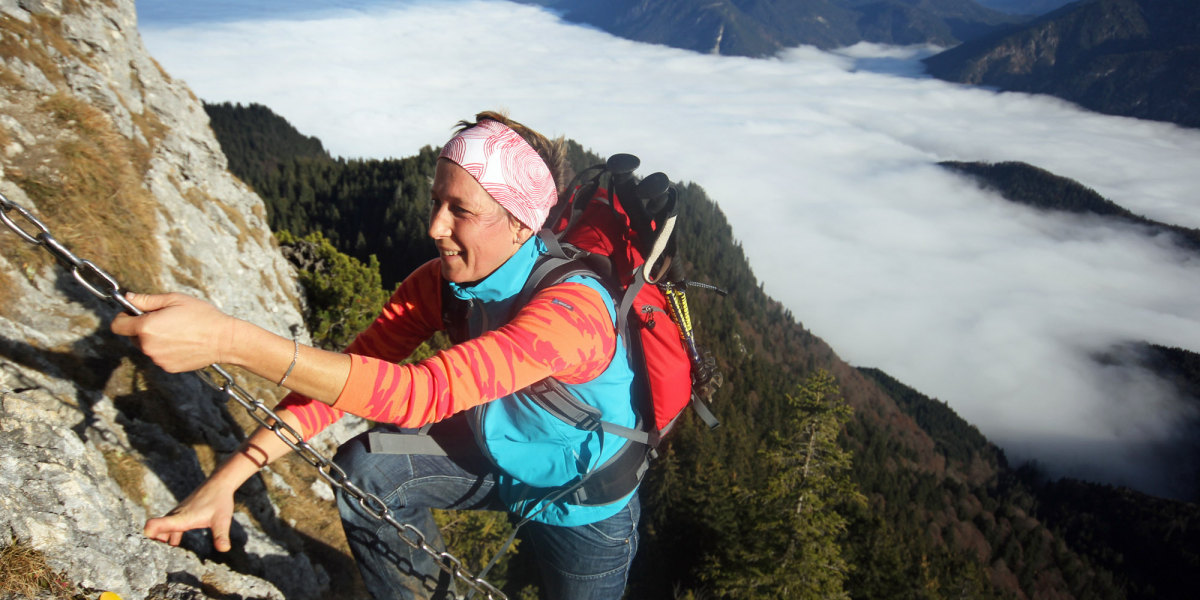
[144,498,235,552]
[212,519,232,553]
[144,513,186,544]
[123,292,181,313]
[110,293,182,336]
[110,292,235,372]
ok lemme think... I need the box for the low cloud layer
[139,0,1200,498]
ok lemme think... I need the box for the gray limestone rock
[0,0,358,597]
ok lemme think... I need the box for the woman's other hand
[111,292,236,372]
[143,478,237,552]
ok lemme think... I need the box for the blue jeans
[333,426,640,599]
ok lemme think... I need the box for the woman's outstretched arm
[110,292,351,404]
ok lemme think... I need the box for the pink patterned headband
[439,119,557,231]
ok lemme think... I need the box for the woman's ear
[513,221,534,245]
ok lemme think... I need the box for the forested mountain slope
[204,102,439,289]
[201,102,1200,599]
[204,101,330,179]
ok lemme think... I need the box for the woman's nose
[428,205,449,239]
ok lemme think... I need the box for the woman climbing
[111,112,641,599]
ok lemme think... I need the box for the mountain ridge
[533,0,1199,128]
[521,0,1022,56]
[940,159,1200,254]
[922,0,1200,128]
[974,0,1077,14]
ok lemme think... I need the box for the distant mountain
[923,0,1200,128]
[523,0,1022,56]
[940,160,1200,254]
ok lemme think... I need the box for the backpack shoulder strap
[502,234,656,506]
[515,230,618,310]
[509,231,630,435]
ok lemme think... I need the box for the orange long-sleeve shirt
[276,258,617,440]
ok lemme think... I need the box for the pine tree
[276,230,388,350]
[706,370,864,599]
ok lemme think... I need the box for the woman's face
[428,159,530,284]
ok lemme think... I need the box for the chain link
[1,190,507,600]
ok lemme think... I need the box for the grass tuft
[0,63,23,88]
[168,237,208,293]
[0,536,81,599]
[3,92,163,296]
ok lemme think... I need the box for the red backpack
[512,153,723,505]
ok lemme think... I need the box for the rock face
[0,1,363,597]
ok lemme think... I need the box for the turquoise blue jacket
[447,237,639,526]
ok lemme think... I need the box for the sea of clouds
[136,0,1200,498]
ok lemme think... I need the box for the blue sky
[136,0,1200,498]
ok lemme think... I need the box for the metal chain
[0,190,507,600]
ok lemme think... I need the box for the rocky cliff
[0,1,362,598]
